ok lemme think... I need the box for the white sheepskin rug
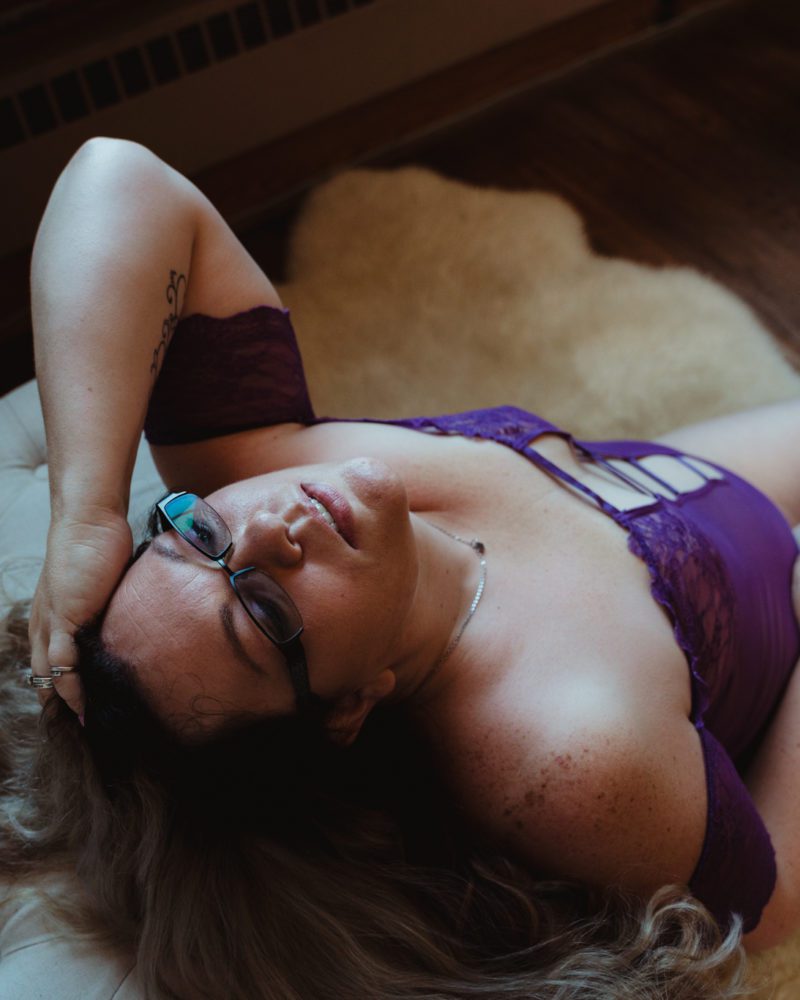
[279,166,800,437]
[276,165,800,996]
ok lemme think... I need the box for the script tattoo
[150,270,187,379]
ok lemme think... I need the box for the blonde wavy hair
[0,595,758,1000]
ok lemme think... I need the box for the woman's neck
[387,512,492,714]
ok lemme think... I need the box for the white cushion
[0,895,141,999]
[0,379,165,616]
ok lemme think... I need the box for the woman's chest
[423,521,696,858]
[422,435,698,802]
[493,515,693,718]
[445,435,694,710]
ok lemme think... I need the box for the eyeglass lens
[233,572,303,644]
[163,494,303,646]
[164,493,230,559]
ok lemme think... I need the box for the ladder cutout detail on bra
[527,443,726,515]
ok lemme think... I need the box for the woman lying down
[4,137,800,1000]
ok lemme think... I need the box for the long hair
[0,596,756,1000]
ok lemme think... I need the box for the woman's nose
[232,510,302,570]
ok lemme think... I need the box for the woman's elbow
[72,135,158,165]
[43,137,170,220]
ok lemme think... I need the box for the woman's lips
[300,483,357,548]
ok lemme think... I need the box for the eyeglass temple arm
[283,636,312,706]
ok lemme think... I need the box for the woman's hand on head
[29,508,133,718]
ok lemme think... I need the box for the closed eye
[188,518,216,546]
[248,598,290,632]
[147,536,269,676]
[220,602,269,676]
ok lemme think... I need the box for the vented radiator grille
[1,0,376,149]
[0,0,611,257]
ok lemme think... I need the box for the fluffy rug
[276,165,800,996]
[279,166,800,436]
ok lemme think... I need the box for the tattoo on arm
[149,270,187,379]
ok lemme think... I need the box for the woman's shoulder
[429,665,708,895]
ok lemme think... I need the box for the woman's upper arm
[655,398,800,525]
[149,422,307,496]
[170,163,285,318]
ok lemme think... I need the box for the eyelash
[249,597,287,630]
[146,504,166,539]
[131,509,166,564]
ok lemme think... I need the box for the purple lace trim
[622,509,732,725]
[145,306,314,445]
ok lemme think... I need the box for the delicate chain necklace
[421,521,487,689]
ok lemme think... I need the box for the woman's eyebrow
[219,602,267,677]
[149,538,266,676]
[149,538,185,563]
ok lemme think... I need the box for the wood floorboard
[362,0,800,359]
[189,0,660,235]
[538,83,797,280]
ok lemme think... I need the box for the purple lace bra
[145,306,800,933]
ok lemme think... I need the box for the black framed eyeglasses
[156,491,311,707]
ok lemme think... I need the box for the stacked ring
[50,666,76,678]
[26,674,55,689]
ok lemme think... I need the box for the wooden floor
[4,0,799,393]
[242,0,800,369]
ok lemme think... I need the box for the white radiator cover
[1,0,608,256]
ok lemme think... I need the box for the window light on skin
[100,457,483,741]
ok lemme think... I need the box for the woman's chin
[341,456,408,512]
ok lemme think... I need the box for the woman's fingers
[52,670,85,720]
[47,628,78,670]
[27,512,132,719]
[28,588,56,707]
[29,624,78,707]
[44,631,85,715]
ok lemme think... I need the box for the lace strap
[625,456,681,497]
[521,443,622,516]
[591,454,662,499]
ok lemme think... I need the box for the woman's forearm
[742,655,800,949]
[31,137,196,518]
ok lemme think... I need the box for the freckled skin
[496,738,636,867]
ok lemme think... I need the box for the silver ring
[50,666,76,678]
[26,674,55,690]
